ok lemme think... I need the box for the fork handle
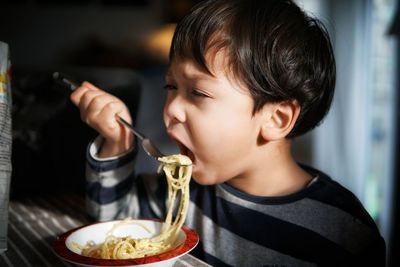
[53,72,79,91]
[116,116,146,141]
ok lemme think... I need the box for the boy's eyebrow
[165,66,214,81]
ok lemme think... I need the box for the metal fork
[53,72,191,166]
[116,116,191,166]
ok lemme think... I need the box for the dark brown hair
[170,0,336,137]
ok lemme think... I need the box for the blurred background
[0,0,398,266]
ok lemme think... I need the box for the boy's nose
[163,92,186,124]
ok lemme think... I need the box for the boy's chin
[191,171,219,185]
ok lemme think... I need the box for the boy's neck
[227,140,313,197]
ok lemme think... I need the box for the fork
[53,72,191,167]
[116,116,191,166]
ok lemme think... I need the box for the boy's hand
[70,82,134,158]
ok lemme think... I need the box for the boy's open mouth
[176,141,195,164]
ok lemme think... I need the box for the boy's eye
[190,89,208,98]
[163,84,178,90]
[164,84,209,98]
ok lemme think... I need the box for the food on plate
[78,154,192,259]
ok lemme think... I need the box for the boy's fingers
[81,91,108,112]
[88,101,130,141]
[70,84,91,106]
[70,81,101,106]
[96,101,126,130]
[84,96,115,123]
[81,81,101,91]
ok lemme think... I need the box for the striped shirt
[85,139,386,266]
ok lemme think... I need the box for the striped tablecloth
[0,193,209,267]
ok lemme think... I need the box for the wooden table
[0,193,209,267]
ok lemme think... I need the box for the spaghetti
[80,154,192,259]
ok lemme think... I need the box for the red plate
[53,219,199,267]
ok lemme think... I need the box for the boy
[70,0,385,266]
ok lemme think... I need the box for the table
[0,193,210,267]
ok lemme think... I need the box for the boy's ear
[260,100,301,141]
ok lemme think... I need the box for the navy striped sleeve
[86,171,136,204]
[86,137,139,172]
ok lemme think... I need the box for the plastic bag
[0,41,12,254]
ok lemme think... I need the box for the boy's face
[163,51,264,185]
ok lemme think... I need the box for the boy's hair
[170,0,336,137]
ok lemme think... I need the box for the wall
[0,1,164,68]
[1,1,175,194]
